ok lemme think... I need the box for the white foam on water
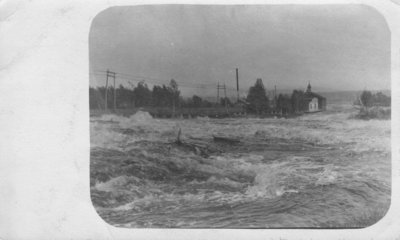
[90,105,391,227]
[119,111,155,128]
[94,176,130,192]
[196,116,210,121]
[98,114,124,122]
[245,165,285,198]
[94,175,142,192]
[90,123,129,149]
[315,165,339,186]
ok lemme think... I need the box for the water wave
[90,107,391,228]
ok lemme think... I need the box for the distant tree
[277,94,292,114]
[169,79,180,114]
[133,81,152,107]
[360,90,373,108]
[152,85,163,107]
[220,97,233,107]
[373,92,391,107]
[95,86,114,109]
[356,91,390,108]
[291,90,305,113]
[116,84,135,108]
[246,78,269,114]
[89,87,104,109]
[89,84,136,109]
[202,100,213,108]
[192,95,203,108]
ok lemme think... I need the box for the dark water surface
[90,107,391,228]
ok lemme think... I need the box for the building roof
[304,91,326,100]
[304,82,326,100]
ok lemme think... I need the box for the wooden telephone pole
[217,82,227,104]
[104,70,116,111]
[217,82,228,112]
[236,68,239,102]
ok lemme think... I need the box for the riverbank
[90,107,304,119]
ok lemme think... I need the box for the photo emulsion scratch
[88,5,391,228]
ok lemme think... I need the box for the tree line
[89,79,230,110]
[90,78,390,115]
[353,90,391,120]
[244,78,317,114]
[89,78,316,114]
[244,79,391,114]
[355,91,391,107]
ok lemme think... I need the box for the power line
[92,70,242,111]
[92,70,226,89]
[104,70,116,111]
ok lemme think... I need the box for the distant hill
[318,90,390,104]
[180,88,391,105]
[318,91,361,104]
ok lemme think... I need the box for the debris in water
[174,128,221,157]
[213,135,241,144]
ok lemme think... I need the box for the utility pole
[217,81,220,104]
[217,82,227,105]
[104,70,116,111]
[217,82,228,114]
[105,70,109,111]
[224,83,228,112]
[113,72,116,111]
[236,68,239,103]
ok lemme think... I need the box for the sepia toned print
[89,5,391,228]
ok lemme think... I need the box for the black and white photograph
[3,0,400,238]
[89,5,391,228]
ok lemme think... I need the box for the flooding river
[90,105,390,228]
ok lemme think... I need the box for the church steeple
[306,82,312,93]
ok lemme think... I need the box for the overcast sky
[89,5,390,97]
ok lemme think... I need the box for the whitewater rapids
[90,104,391,228]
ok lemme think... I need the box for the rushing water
[90,105,391,228]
